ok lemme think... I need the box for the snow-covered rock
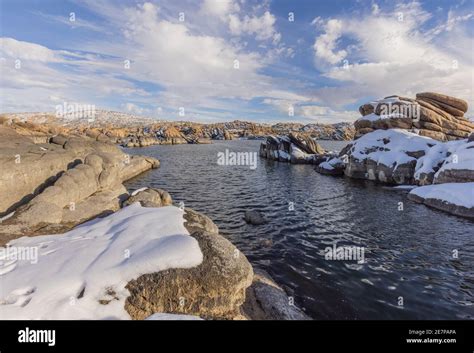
[414,139,474,185]
[315,157,345,176]
[0,203,203,319]
[408,183,474,219]
[125,208,254,320]
[344,129,437,184]
[259,135,325,164]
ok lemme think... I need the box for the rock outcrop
[0,119,309,320]
[316,127,474,218]
[125,208,254,320]
[0,125,159,243]
[316,91,473,219]
[259,134,326,164]
[355,92,473,141]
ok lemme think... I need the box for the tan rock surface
[125,208,254,320]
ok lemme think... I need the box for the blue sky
[0,0,473,123]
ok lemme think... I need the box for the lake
[124,139,474,319]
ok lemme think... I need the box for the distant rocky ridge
[0,111,355,147]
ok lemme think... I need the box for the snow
[0,211,15,223]
[278,150,290,161]
[131,187,148,196]
[318,157,344,171]
[409,183,474,208]
[356,112,407,123]
[350,129,437,169]
[368,97,401,109]
[318,161,334,170]
[290,145,307,158]
[391,185,417,190]
[435,140,474,174]
[145,313,202,320]
[290,145,314,161]
[0,203,203,320]
[414,139,474,180]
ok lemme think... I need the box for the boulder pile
[315,128,474,218]
[259,132,326,164]
[356,92,473,141]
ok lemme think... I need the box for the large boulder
[0,126,158,219]
[288,132,325,155]
[343,129,436,185]
[124,208,254,320]
[355,92,472,142]
[0,126,161,242]
[416,92,468,114]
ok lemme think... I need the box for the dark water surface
[124,140,474,320]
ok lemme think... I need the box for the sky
[0,0,473,124]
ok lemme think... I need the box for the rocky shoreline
[0,122,308,320]
[260,92,474,219]
[0,113,355,149]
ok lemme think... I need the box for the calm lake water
[124,140,474,320]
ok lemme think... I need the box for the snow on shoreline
[409,183,474,209]
[350,129,437,168]
[415,139,474,179]
[0,203,203,320]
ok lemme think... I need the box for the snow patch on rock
[0,203,203,320]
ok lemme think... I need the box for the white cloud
[200,0,240,19]
[119,3,270,105]
[228,11,280,43]
[313,19,347,65]
[123,102,146,114]
[1,2,301,121]
[264,98,357,123]
[312,2,474,112]
[0,37,149,112]
[0,37,58,62]
[33,11,105,32]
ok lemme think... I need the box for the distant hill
[0,110,355,141]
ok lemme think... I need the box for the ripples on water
[124,140,474,320]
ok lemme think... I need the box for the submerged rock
[242,269,311,320]
[244,210,267,225]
